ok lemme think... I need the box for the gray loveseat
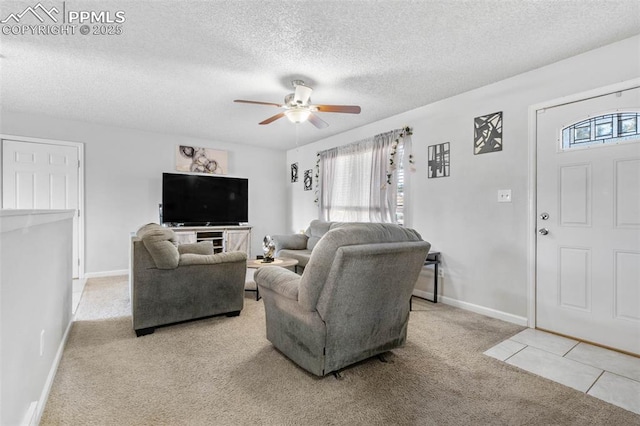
[256,222,430,376]
[130,223,247,336]
[272,220,341,269]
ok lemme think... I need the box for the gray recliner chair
[255,222,430,376]
[130,223,247,336]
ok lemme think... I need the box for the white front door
[2,139,81,278]
[536,87,640,355]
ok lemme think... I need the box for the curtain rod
[317,128,404,156]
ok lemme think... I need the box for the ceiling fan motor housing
[292,81,313,106]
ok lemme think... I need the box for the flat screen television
[162,172,248,226]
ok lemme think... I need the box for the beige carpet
[41,276,639,425]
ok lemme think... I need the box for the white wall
[0,114,288,274]
[286,35,640,321]
[0,210,74,426]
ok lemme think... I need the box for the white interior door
[2,139,81,278]
[536,87,640,355]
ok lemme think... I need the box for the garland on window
[386,126,414,185]
[314,152,320,205]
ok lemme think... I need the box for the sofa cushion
[179,251,247,266]
[278,249,313,267]
[178,241,214,255]
[273,234,308,253]
[306,220,333,250]
[137,223,175,241]
[136,223,179,269]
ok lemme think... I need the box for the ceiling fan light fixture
[234,81,361,129]
[285,108,311,123]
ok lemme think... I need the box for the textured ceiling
[1,0,639,150]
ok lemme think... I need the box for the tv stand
[170,225,251,257]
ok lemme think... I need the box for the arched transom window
[561,112,640,150]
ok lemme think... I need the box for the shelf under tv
[169,225,252,257]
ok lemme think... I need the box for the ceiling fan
[234,80,361,129]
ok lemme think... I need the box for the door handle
[538,228,549,236]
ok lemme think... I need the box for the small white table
[245,257,299,300]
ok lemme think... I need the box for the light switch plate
[498,189,512,203]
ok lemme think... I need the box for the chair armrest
[255,267,301,301]
[272,234,308,252]
[179,251,246,266]
[178,241,214,255]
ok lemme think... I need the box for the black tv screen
[162,173,248,225]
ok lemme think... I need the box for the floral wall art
[291,163,299,183]
[176,145,228,174]
[474,111,503,154]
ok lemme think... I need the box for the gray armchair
[130,223,247,336]
[255,222,430,376]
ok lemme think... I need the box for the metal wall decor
[428,142,450,178]
[291,163,299,182]
[474,111,503,154]
[303,169,313,191]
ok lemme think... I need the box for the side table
[410,251,441,310]
[245,257,299,301]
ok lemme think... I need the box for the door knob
[538,228,549,235]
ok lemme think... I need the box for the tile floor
[484,328,640,415]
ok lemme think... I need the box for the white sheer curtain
[318,130,400,223]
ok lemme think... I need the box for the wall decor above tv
[162,173,248,226]
[176,145,228,174]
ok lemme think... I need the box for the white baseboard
[33,317,73,425]
[83,269,128,279]
[20,401,37,426]
[412,289,528,327]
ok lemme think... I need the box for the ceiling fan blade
[308,113,329,129]
[293,84,313,105]
[259,112,285,125]
[234,100,282,107]
[314,105,361,114]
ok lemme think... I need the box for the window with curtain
[395,141,405,226]
[318,129,409,224]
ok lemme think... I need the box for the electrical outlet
[40,330,45,356]
[438,268,445,278]
[497,189,512,203]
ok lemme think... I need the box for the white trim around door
[1,134,86,279]
[526,77,640,329]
